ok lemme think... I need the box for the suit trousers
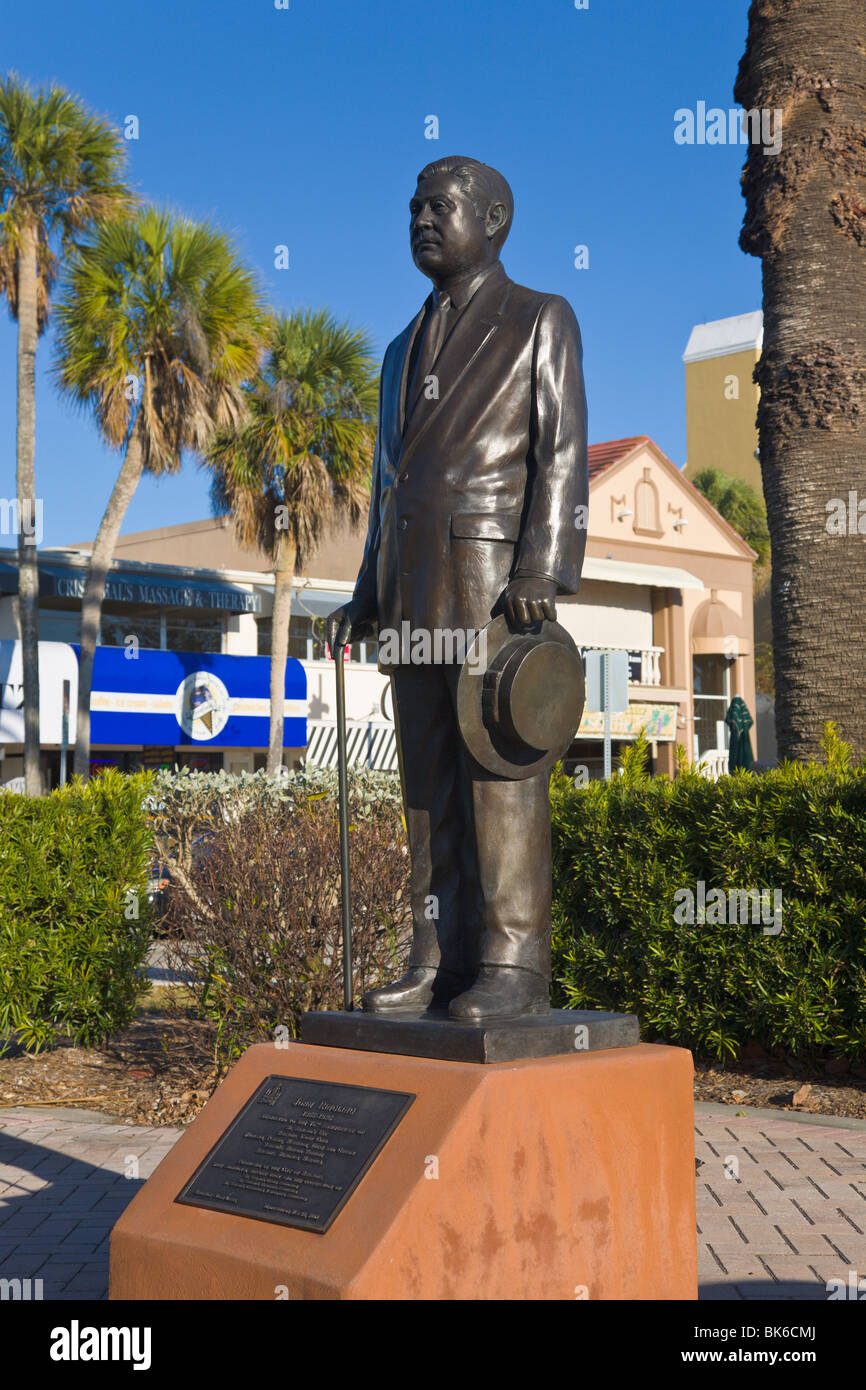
[390,662,552,981]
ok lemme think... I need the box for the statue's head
[410,156,513,284]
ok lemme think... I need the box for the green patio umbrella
[725,695,754,771]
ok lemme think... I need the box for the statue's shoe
[362,967,468,1014]
[448,966,550,1022]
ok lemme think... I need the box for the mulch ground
[0,1006,221,1128]
[693,1055,866,1120]
[3,1008,866,1127]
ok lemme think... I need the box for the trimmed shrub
[550,730,866,1060]
[152,768,409,1064]
[0,770,154,1050]
[146,764,403,914]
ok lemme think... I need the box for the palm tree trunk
[73,414,146,779]
[267,533,296,775]
[736,0,866,760]
[15,222,41,795]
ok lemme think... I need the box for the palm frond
[0,72,133,326]
[54,204,266,461]
[202,308,379,574]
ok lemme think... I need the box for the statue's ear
[486,200,508,241]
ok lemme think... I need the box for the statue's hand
[501,577,557,631]
[326,599,376,656]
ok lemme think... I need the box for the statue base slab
[110,1039,697,1301]
[301,1005,639,1062]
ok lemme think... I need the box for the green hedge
[0,770,154,1050]
[7,731,863,1063]
[550,729,866,1060]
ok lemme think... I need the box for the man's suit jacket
[351,262,588,644]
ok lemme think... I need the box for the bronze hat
[456,615,585,779]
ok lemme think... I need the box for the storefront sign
[83,646,306,748]
[577,701,677,742]
[2,559,263,613]
[50,570,261,613]
[0,641,79,744]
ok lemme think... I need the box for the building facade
[682,310,776,763]
[0,436,756,786]
[683,310,763,493]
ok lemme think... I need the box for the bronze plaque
[176,1074,414,1233]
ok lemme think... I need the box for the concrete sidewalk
[1,1103,865,1300]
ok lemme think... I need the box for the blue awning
[85,645,306,749]
[0,559,261,614]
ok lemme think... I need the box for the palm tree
[0,73,132,793]
[206,310,378,773]
[54,207,265,778]
[736,1,866,761]
[691,467,771,591]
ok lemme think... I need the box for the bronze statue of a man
[327,156,588,1022]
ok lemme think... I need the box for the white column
[224,610,259,655]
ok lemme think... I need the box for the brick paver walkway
[0,1109,182,1300]
[2,1104,865,1300]
[696,1110,866,1300]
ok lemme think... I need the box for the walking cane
[334,641,353,1011]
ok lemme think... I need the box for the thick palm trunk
[266,534,296,775]
[15,223,41,795]
[736,0,866,761]
[73,415,146,779]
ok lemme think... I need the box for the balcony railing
[696,749,729,781]
[583,645,665,688]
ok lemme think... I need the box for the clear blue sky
[2,0,760,549]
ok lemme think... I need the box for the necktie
[409,293,452,419]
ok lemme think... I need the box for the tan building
[683,311,762,493]
[0,436,756,783]
[576,435,756,776]
[682,310,776,763]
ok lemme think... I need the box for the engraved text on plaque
[175,1075,415,1233]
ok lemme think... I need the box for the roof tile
[587,436,650,479]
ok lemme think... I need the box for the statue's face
[410,172,493,282]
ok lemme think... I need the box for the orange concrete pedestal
[110,1040,697,1300]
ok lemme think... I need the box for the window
[258,614,377,663]
[99,605,161,650]
[164,612,223,654]
[97,603,223,654]
[692,654,731,758]
[633,467,663,536]
[38,606,81,643]
[38,601,225,654]
[351,639,379,665]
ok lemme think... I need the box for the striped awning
[305,721,398,772]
